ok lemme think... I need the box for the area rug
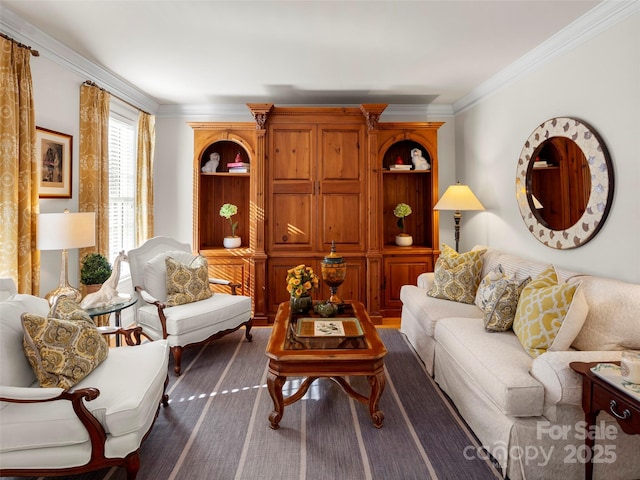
[14,328,501,480]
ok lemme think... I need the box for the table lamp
[37,209,96,305]
[433,182,485,252]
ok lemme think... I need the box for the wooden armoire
[191,104,443,324]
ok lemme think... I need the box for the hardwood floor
[378,317,401,329]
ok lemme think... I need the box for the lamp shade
[37,211,96,250]
[433,183,485,211]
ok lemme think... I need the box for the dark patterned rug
[9,328,501,480]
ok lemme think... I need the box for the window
[108,100,137,265]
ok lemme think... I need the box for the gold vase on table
[321,241,347,305]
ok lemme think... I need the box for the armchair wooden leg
[123,452,140,480]
[172,346,183,376]
[245,321,253,342]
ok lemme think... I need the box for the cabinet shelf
[383,170,431,174]
[200,172,250,177]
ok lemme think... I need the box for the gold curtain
[136,111,155,245]
[0,37,39,294]
[78,83,110,261]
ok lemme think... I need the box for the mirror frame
[516,117,614,249]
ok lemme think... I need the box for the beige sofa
[400,246,640,480]
[0,292,170,479]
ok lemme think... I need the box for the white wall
[31,56,85,296]
[456,12,640,283]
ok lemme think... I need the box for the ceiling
[1,0,602,109]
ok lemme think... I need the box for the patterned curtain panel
[0,37,39,294]
[78,83,110,261]
[136,111,155,245]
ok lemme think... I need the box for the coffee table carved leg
[368,371,386,428]
[267,371,286,430]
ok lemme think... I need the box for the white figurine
[80,251,130,309]
[201,152,220,173]
[411,148,430,170]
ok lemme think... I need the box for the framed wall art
[37,127,73,198]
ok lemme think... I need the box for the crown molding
[156,102,454,119]
[0,5,160,114]
[453,0,640,114]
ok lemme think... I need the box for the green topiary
[80,253,112,285]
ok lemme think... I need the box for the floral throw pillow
[21,305,109,389]
[483,275,531,332]
[165,255,213,306]
[427,245,487,304]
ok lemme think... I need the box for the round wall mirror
[516,117,614,249]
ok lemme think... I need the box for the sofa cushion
[434,317,544,416]
[400,284,483,337]
[0,294,50,389]
[571,275,640,351]
[483,275,531,332]
[513,265,588,358]
[475,264,506,310]
[428,245,487,304]
[21,310,109,389]
[165,255,213,306]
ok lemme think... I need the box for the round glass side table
[85,296,137,346]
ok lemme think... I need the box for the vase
[395,234,413,246]
[223,236,242,249]
[321,241,346,304]
[290,294,313,315]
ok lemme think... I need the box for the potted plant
[80,252,112,293]
[393,203,413,246]
[219,203,241,248]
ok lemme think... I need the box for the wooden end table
[570,361,640,480]
[265,300,387,430]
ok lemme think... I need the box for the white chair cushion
[137,293,251,337]
[0,294,50,388]
[0,340,169,452]
[143,250,196,302]
[434,317,544,417]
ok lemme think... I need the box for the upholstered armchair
[0,290,170,480]
[128,236,253,375]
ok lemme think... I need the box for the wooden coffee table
[265,300,387,429]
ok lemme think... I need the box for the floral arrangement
[393,203,412,233]
[219,203,239,237]
[286,264,319,298]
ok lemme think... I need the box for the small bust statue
[411,148,430,170]
[202,152,220,172]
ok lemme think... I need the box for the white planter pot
[223,236,242,249]
[395,234,413,246]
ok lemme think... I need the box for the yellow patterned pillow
[513,265,589,357]
[22,312,109,389]
[165,255,213,306]
[50,296,94,323]
[427,246,487,304]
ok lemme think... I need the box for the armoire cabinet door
[269,125,316,251]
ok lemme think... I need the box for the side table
[85,297,137,347]
[570,361,640,480]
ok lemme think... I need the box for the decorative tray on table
[590,363,640,400]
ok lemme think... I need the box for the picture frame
[37,127,72,198]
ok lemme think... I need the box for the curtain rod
[1,32,40,56]
[83,80,150,116]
